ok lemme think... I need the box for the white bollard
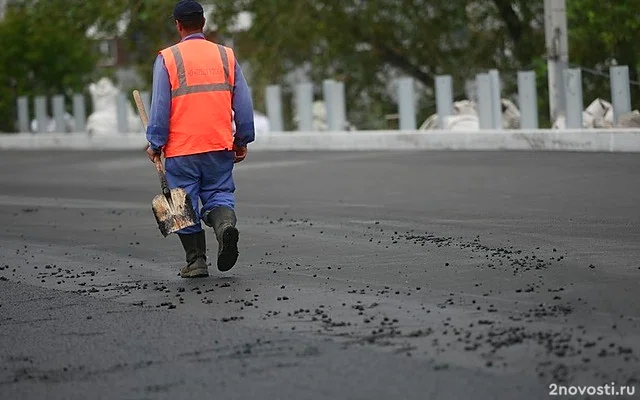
[489,69,502,129]
[17,96,29,133]
[116,93,129,133]
[397,77,416,130]
[564,68,583,129]
[73,94,86,133]
[34,96,47,133]
[435,75,453,129]
[295,83,314,131]
[140,91,151,121]
[518,71,538,129]
[322,79,337,131]
[333,81,346,130]
[610,66,631,125]
[476,74,493,129]
[265,85,284,132]
[52,95,65,133]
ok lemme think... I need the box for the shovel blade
[151,188,198,237]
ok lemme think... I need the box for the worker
[145,0,255,278]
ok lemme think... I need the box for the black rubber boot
[177,230,208,278]
[204,206,239,272]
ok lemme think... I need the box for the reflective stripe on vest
[168,44,233,97]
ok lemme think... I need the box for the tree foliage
[567,0,640,111]
[210,0,546,128]
[211,0,639,128]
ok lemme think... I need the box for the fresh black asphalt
[0,150,638,399]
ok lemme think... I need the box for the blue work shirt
[146,33,255,152]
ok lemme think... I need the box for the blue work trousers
[164,150,236,235]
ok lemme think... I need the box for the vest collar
[181,32,205,42]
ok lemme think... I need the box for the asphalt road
[0,149,639,400]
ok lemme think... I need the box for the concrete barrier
[0,132,148,150]
[253,130,640,152]
[1,129,640,152]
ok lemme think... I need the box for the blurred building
[80,3,255,98]
[0,0,24,21]
[85,4,251,67]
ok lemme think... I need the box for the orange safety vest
[159,39,236,157]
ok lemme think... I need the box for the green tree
[567,0,640,110]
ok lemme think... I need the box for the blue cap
[173,0,204,21]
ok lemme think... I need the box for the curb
[1,130,639,152]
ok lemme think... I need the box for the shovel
[132,90,198,237]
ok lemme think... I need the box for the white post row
[14,90,138,133]
[10,67,637,134]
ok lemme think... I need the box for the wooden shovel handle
[133,90,171,200]
[132,90,148,130]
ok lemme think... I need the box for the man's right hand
[146,145,161,164]
[233,144,248,163]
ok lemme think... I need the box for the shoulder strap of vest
[216,44,232,89]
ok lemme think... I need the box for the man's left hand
[233,144,248,163]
